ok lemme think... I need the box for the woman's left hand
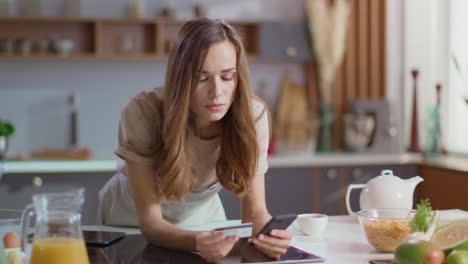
[248,229,292,259]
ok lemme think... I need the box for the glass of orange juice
[20,188,90,264]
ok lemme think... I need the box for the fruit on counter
[2,232,23,264]
[394,238,444,264]
[394,200,445,264]
[2,232,20,249]
[15,152,26,161]
[431,218,468,256]
[445,250,468,264]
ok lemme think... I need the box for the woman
[98,18,292,262]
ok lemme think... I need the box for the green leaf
[411,199,433,233]
[0,120,15,137]
[4,123,14,136]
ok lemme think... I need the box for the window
[446,0,468,153]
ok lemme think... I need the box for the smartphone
[257,214,298,237]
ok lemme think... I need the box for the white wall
[403,0,449,152]
[386,0,405,153]
[446,0,468,153]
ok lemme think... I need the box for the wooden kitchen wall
[305,0,387,150]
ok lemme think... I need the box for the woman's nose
[209,78,223,98]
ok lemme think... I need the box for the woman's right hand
[196,231,239,263]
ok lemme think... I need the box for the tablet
[83,230,126,248]
[221,244,324,263]
[27,230,125,248]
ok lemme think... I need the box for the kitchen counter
[268,152,421,168]
[0,160,118,174]
[0,152,422,174]
[76,209,467,263]
[421,155,468,174]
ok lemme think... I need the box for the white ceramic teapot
[345,169,423,215]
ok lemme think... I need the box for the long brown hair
[157,18,263,200]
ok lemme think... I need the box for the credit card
[213,223,253,238]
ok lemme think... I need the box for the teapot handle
[345,184,366,215]
[20,204,35,253]
[381,170,393,176]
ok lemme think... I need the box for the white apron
[98,170,227,228]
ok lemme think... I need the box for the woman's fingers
[252,235,287,257]
[251,229,292,259]
[252,243,284,259]
[197,232,226,247]
[196,232,239,262]
[270,229,293,240]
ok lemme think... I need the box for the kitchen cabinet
[318,167,343,215]
[0,158,423,224]
[258,21,313,61]
[264,168,315,216]
[418,164,468,211]
[219,168,315,220]
[218,187,240,220]
[0,17,317,62]
[0,172,114,225]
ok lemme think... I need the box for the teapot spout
[405,175,424,188]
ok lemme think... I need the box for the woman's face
[190,40,238,128]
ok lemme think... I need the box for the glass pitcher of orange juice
[20,188,90,264]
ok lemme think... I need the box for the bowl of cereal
[357,208,415,252]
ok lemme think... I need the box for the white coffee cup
[295,213,328,240]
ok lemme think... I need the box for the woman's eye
[199,76,208,82]
[222,74,235,81]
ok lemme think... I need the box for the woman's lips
[206,104,225,112]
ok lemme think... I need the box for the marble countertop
[81,209,468,263]
[0,152,422,174]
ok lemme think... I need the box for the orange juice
[30,237,90,264]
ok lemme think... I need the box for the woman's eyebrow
[200,68,237,74]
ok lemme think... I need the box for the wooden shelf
[0,16,259,60]
[0,53,166,61]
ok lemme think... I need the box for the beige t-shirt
[98,87,269,227]
[114,87,269,189]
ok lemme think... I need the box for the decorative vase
[317,102,335,152]
[425,84,447,157]
[408,69,421,153]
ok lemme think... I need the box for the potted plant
[0,119,15,160]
